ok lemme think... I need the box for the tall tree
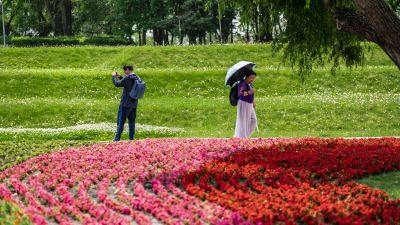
[166,0,185,44]
[1,0,25,35]
[111,0,138,42]
[43,0,72,35]
[181,0,215,44]
[206,0,236,43]
[73,0,112,35]
[149,0,168,45]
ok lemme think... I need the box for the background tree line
[0,0,278,45]
[1,0,399,72]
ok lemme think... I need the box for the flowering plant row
[183,138,400,224]
[0,138,399,224]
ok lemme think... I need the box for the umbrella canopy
[225,61,256,87]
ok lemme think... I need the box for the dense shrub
[9,36,132,47]
[80,36,132,46]
[0,36,11,45]
[11,36,79,47]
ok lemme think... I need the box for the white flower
[0,123,184,135]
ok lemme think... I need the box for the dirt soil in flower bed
[0,138,399,225]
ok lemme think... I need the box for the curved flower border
[0,138,399,224]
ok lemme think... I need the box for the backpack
[229,84,239,106]
[129,75,146,99]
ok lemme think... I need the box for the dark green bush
[9,36,132,47]
[0,35,11,45]
[11,36,79,47]
[81,36,132,46]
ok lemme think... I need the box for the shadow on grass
[356,170,400,199]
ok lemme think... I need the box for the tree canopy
[1,0,399,72]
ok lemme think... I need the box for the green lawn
[0,44,399,222]
[357,171,400,199]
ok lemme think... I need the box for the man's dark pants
[114,105,137,141]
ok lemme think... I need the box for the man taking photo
[112,64,139,141]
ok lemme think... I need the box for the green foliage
[0,36,11,43]
[79,36,132,46]
[387,0,400,11]
[181,0,216,44]
[73,0,113,35]
[0,140,95,171]
[11,36,80,47]
[9,36,132,47]
[0,201,31,225]
[272,0,364,79]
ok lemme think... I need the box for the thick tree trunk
[44,0,63,35]
[332,0,400,69]
[153,28,164,45]
[153,28,161,45]
[61,0,72,35]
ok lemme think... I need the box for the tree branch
[333,8,379,43]
[353,0,400,47]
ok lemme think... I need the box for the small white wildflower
[0,123,184,135]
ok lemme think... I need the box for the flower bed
[0,138,399,224]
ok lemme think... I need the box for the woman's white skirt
[234,100,258,138]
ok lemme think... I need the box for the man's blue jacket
[112,74,139,108]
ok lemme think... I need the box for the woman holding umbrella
[234,70,258,138]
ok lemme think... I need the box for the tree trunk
[153,28,164,45]
[61,0,72,35]
[218,2,223,43]
[6,5,19,35]
[246,23,250,42]
[142,29,147,45]
[230,20,234,43]
[6,18,13,35]
[164,30,169,45]
[138,31,142,45]
[44,0,63,35]
[332,0,400,69]
[153,28,156,45]
[254,8,259,42]
[38,12,50,36]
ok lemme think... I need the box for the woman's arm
[238,82,252,97]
